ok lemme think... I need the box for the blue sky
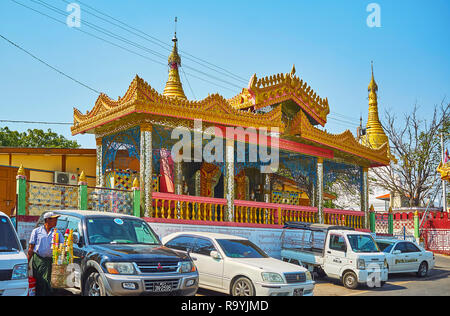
[1,0,449,148]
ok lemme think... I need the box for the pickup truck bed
[281,248,324,267]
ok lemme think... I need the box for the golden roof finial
[290,64,296,77]
[362,62,389,151]
[132,177,140,189]
[163,17,187,100]
[79,171,87,183]
[17,164,25,176]
[368,61,378,92]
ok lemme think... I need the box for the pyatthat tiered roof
[71,39,392,168]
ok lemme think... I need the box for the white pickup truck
[0,211,29,296]
[280,222,389,289]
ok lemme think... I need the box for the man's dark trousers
[32,253,53,296]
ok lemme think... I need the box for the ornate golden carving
[234,67,330,126]
[437,162,450,181]
[72,75,284,136]
[288,110,390,166]
[361,63,389,150]
[163,34,187,100]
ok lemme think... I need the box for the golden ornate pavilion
[71,34,392,229]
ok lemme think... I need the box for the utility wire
[64,0,249,84]
[9,0,374,123]
[180,66,197,100]
[0,33,101,95]
[0,120,72,125]
[11,0,238,93]
[32,0,243,89]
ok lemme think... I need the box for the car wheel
[417,262,428,278]
[84,272,107,296]
[231,277,255,296]
[342,271,359,290]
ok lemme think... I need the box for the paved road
[314,254,450,296]
[197,255,450,297]
[55,255,450,296]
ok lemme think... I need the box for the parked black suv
[36,210,198,296]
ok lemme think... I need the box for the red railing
[151,193,367,229]
[234,200,317,225]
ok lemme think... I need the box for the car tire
[231,277,255,296]
[84,272,107,296]
[417,262,428,278]
[342,271,359,290]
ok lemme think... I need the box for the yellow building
[0,148,96,216]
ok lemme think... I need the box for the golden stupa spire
[363,62,388,149]
[163,17,187,100]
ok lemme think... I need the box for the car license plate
[293,288,304,296]
[154,282,172,292]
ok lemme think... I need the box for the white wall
[148,222,286,259]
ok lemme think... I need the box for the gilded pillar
[362,167,370,229]
[263,174,271,224]
[174,161,183,218]
[95,137,104,187]
[224,138,235,222]
[317,158,324,224]
[264,174,271,204]
[140,124,153,217]
[174,162,183,195]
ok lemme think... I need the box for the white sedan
[376,239,435,277]
[162,232,315,296]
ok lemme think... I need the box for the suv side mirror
[73,232,82,246]
[210,251,222,260]
[393,250,401,255]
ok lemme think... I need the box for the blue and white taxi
[375,239,435,277]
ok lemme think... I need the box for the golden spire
[163,18,187,100]
[363,62,389,149]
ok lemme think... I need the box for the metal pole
[441,133,448,213]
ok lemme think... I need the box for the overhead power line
[11,0,240,93]
[33,0,243,89]
[0,33,101,95]
[0,120,72,125]
[63,0,249,84]
[8,0,373,124]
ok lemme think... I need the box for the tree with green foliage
[0,127,80,148]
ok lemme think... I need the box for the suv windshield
[216,239,269,259]
[0,216,20,252]
[347,235,380,253]
[86,217,160,245]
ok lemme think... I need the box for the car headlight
[105,262,136,275]
[12,263,28,280]
[261,272,284,284]
[305,271,313,282]
[179,261,196,273]
[357,259,366,270]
